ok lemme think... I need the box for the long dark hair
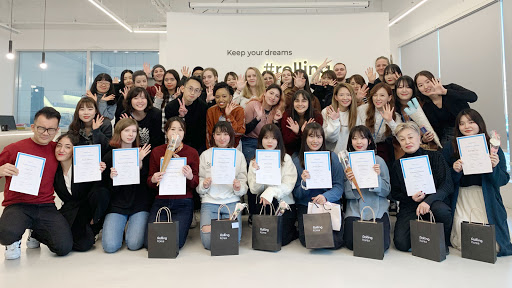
[365,83,395,137]
[414,70,436,103]
[90,73,115,105]
[299,122,326,168]
[211,121,235,148]
[394,75,419,118]
[160,69,180,109]
[124,87,153,114]
[256,124,286,163]
[119,69,133,91]
[347,125,376,152]
[290,89,315,124]
[69,97,100,133]
[451,108,490,158]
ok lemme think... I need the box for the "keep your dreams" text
[227,50,293,58]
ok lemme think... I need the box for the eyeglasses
[186,86,202,95]
[97,81,110,86]
[36,126,58,135]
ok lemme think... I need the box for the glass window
[91,51,159,82]
[16,51,87,128]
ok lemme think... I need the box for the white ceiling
[0,0,421,31]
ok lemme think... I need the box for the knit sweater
[197,148,248,204]
[357,104,402,143]
[248,153,297,205]
[206,104,245,148]
[322,108,360,154]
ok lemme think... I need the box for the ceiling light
[189,1,370,10]
[40,0,47,69]
[88,0,133,32]
[6,0,14,60]
[389,0,428,27]
[40,51,47,69]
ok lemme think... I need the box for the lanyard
[373,118,384,141]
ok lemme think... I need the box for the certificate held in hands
[348,151,378,189]
[113,148,140,186]
[255,149,281,186]
[73,145,101,183]
[159,157,187,195]
[457,134,492,175]
[9,152,46,196]
[304,151,332,189]
[400,155,436,196]
[211,148,237,185]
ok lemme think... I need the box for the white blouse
[357,104,402,143]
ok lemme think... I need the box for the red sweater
[147,83,162,99]
[0,138,58,207]
[281,110,323,156]
[147,144,199,199]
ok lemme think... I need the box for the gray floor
[2,184,512,287]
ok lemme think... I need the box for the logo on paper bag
[471,237,483,245]
[362,235,373,243]
[313,226,323,232]
[419,236,430,244]
[259,228,269,235]
[157,236,167,243]
[220,233,230,240]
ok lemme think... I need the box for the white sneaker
[190,213,198,229]
[26,230,40,249]
[5,240,21,260]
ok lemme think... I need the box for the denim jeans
[241,136,258,214]
[200,202,242,250]
[145,198,194,249]
[102,211,149,253]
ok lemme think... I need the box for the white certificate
[304,151,332,189]
[255,149,281,186]
[9,152,46,196]
[159,157,187,195]
[112,148,140,186]
[211,148,237,185]
[457,134,493,175]
[400,155,436,196]
[348,150,378,189]
[73,145,101,183]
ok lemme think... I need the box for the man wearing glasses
[0,107,72,260]
[165,76,208,155]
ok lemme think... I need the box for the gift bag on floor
[211,204,240,256]
[307,202,342,231]
[461,208,497,264]
[252,204,282,252]
[353,206,385,260]
[410,211,446,262]
[148,207,179,259]
[303,211,334,249]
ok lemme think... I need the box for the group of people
[0,56,511,261]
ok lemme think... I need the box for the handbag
[307,202,342,231]
[252,204,283,252]
[211,204,240,256]
[353,206,385,260]
[461,208,497,264]
[303,212,334,249]
[410,211,446,262]
[147,207,179,259]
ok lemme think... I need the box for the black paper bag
[211,205,239,256]
[410,212,446,262]
[252,204,283,252]
[461,220,497,264]
[353,206,384,260]
[148,207,179,259]
[303,213,334,249]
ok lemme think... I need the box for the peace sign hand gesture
[178,98,188,118]
[155,86,163,99]
[318,58,332,70]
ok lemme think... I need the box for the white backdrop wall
[163,12,389,79]
[0,30,16,116]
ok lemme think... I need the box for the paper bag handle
[359,206,376,223]
[469,208,487,226]
[155,207,172,223]
[217,204,232,220]
[259,203,276,216]
[417,210,436,223]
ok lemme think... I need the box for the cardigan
[344,155,390,219]
[248,153,298,205]
[322,108,360,154]
[281,110,323,156]
[357,104,402,143]
[291,151,345,206]
[442,145,512,256]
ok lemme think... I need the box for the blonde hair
[395,122,420,137]
[242,67,265,100]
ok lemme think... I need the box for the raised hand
[329,79,337,87]
[286,117,300,134]
[365,67,376,83]
[181,66,191,78]
[172,90,181,100]
[143,62,151,77]
[356,84,369,102]
[233,179,241,191]
[255,105,264,121]
[318,58,332,70]
[236,74,247,92]
[139,144,152,161]
[120,113,132,120]
[92,115,104,130]
[428,78,447,96]
[294,71,306,89]
[155,86,163,99]
[394,72,401,81]
[182,165,193,180]
[281,82,289,92]
[203,177,212,189]
[86,90,97,102]
[121,87,130,99]
[113,76,120,84]
[206,86,215,103]
[273,109,283,122]
[102,94,115,102]
[326,105,339,120]
[225,102,236,117]
[301,118,315,132]
[275,72,282,81]
[178,98,188,118]
[379,103,394,122]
